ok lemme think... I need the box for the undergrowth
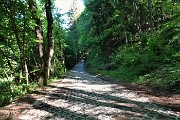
[0,79,37,107]
[85,17,180,94]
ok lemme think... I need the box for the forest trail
[1,62,180,120]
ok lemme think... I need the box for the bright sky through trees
[54,0,85,27]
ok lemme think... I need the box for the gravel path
[17,62,180,120]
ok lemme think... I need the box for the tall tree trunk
[133,0,142,40]
[27,0,44,61]
[148,0,153,33]
[125,31,129,46]
[22,8,29,84]
[124,11,129,46]
[43,0,54,85]
[26,0,44,86]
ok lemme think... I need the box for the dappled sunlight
[17,62,180,119]
[1,0,179,119]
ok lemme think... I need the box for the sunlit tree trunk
[27,0,44,61]
[43,0,54,85]
[27,0,45,86]
[22,8,29,84]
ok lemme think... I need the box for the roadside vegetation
[75,0,180,94]
[0,0,179,108]
[0,0,77,107]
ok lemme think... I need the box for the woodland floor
[0,62,180,120]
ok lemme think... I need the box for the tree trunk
[27,0,44,60]
[125,31,129,46]
[22,8,29,84]
[43,0,54,86]
[27,0,44,86]
[133,0,142,40]
[148,0,153,33]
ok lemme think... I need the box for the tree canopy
[0,0,77,106]
[73,0,180,93]
[0,0,180,107]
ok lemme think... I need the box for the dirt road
[1,62,180,120]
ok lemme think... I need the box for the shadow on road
[18,62,180,120]
[29,84,179,120]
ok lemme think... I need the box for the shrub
[0,79,37,107]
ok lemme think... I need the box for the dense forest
[0,0,77,107]
[0,0,180,108]
[73,0,180,93]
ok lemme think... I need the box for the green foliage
[138,63,180,93]
[147,33,172,58]
[0,0,179,109]
[0,79,37,107]
[75,0,180,94]
[64,24,80,68]
[52,59,66,78]
[84,47,104,73]
[0,0,71,107]
[97,26,179,93]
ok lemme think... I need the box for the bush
[84,47,105,73]
[87,32,180,93]
[0,79,37,107]
[52,61,66,78]
[138,63,180,93]
[84,14,180,94]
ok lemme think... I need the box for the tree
[0,0,78,107]
[26,0,44,85]
[2,0,32,84]
[42,0,54,85]
[74,0,180,93]
[148,0,153,33]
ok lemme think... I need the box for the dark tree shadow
[31,85,179,120]
[32,99,98,120]
[19,62,180,119]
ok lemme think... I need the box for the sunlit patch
[16,62,180,119]
[74,76,81,79]
[114,102,138,108]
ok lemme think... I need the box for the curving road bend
[18,61,180,120]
